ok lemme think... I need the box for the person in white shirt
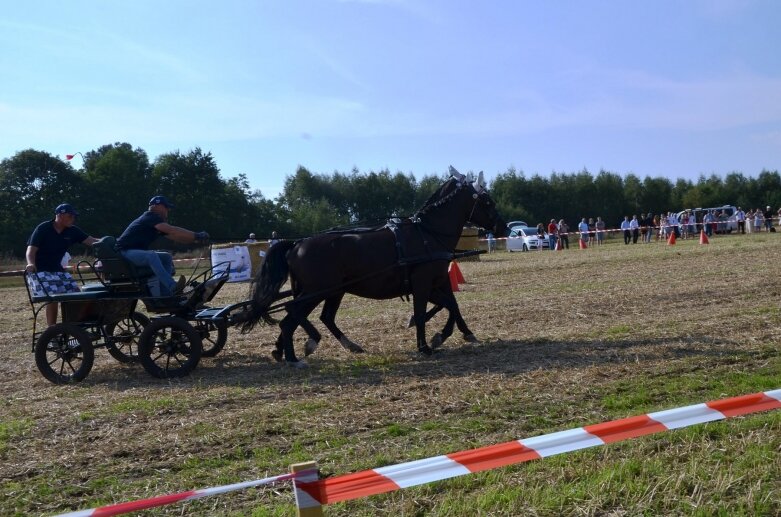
[629,215,640,244]
[735,208,746,234]
[620,216,631,245]
[577,218,589,247]
[666,211,679,238]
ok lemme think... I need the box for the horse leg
[278,300,320,367]
[407,304,445,328]
[411,289,433,356]
[438,286,478,342]
[427,287,477,348]
[319,294,364,353]
[427,290,456,349]
[272,318,320,361]
[300,317,322,356]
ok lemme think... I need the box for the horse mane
[414,178,467,217]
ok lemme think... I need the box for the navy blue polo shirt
[28,220,89,272]
[116,211,165,250]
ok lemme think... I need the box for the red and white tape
[54,472,295,517]
[296,389,781,506]
[53,389,780,515]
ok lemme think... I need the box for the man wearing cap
[116,195,209,297]
[26,204,99,325]
[245,233,257,243]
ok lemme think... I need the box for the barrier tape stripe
[54,472,296,517]
[297,389,781,505]
[52,390,781,515]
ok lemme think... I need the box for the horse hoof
[286,360,309,369]
[271,349,283,362]
[304,338,320,356]
[431,333,443,349]
[464,333,479,343]
[418,345,433,356]
[339,336,365,354]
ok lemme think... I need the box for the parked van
[677,205,738,234]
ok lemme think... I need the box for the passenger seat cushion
[27,271,80,298]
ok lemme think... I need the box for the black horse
[238,168,506,366]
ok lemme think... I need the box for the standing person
[703,210,715,237]
[595,216,606,245]
[245,233,257,243]
[269,231,280,247]
[667,211,680,238]
[735,207,746,234]
[578,217,590,247]
[116,195,209,297]
[558,219,570,249]
[547,219,558,251]
[653,213,661,241]
[764,206,774,232]
[680,212,689,239]
[754,209,763,233]
[745,209,753,234]
[533,223,544,249]
[644,213,654,243]
[630,215,640,244]
[486,231,496,253]
[25,204,98,326]
[620,216,631,245]
[587,217,596,246]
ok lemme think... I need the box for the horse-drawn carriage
[25,236,230,384]
[25,167,506,379]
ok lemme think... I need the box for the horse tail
[237,240,297,333]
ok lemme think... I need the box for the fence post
[291,461,323,517]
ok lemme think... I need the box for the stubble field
[1,233,780,516]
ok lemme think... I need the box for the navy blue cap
[149,195,175,208]
[55,203,79,216]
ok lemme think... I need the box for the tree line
[1,142,779,257]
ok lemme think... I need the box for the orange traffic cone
[579,238,587,249]
[699,230,709,245]
[449,260,465,284]
[449,265,460,292]
[667,231,677,245]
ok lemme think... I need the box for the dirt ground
[1,235,780,515]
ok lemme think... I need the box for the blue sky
[2,0,779,199]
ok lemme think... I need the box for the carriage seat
[92,236,154,291]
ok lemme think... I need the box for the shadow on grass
[88,332,752,392]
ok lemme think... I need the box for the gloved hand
[194,231,209,243]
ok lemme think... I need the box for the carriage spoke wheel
[138,317,202,379]
[35,323,94,384]
[197,319,228,358]
[104,312,150,363]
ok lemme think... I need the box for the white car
[506,226,550,252]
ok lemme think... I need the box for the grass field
[1,234,779,516]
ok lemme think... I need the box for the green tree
[80,142,152,237]
[0,149,83,256]
[150,148,225,238]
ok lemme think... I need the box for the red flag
[65,154,74,160]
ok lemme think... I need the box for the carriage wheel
[35,323,95,384]
[198,320,228,358]
[104,312,150,363]
[138,317,202,379]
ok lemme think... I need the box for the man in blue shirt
[116,195,208,297]
[26,203,98,325]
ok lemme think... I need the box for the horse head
[453,168,507,237]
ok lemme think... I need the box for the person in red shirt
[547,219,558,251]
